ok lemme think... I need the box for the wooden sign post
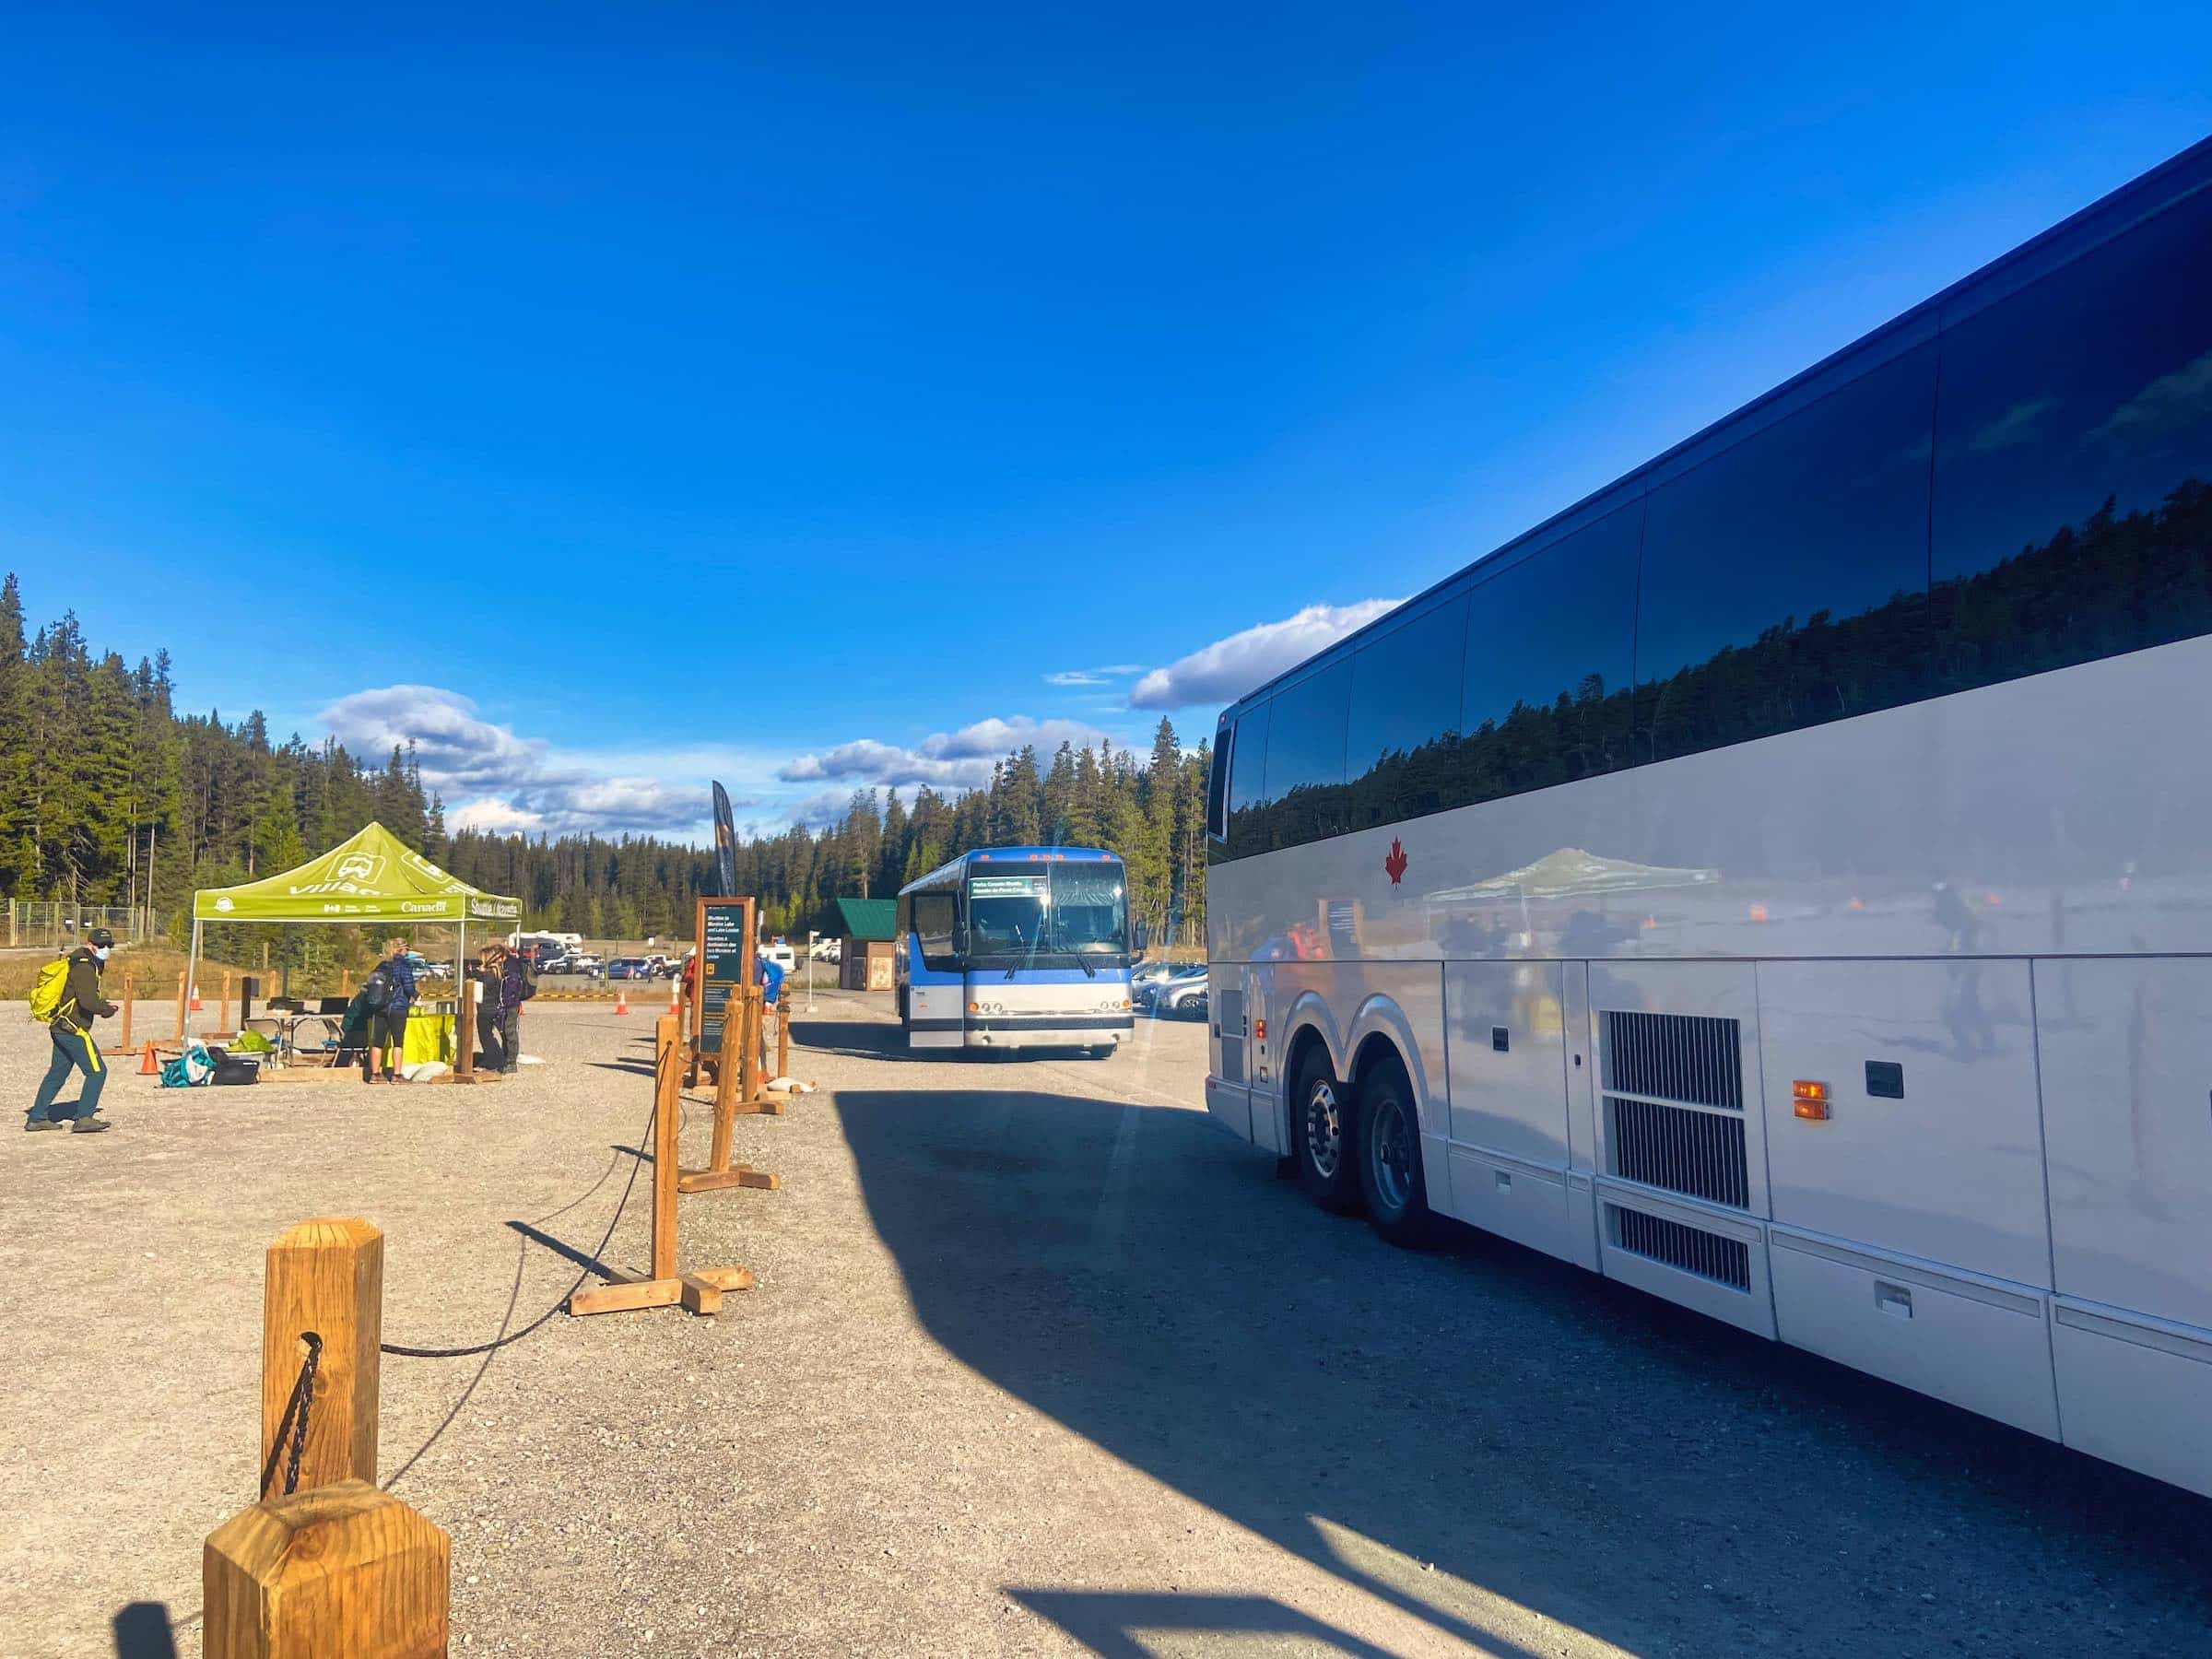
[175,971,188,1042]
[569,1014,756,1317]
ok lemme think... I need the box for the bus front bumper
[966,1017,1133,1050]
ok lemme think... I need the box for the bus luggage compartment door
[907,977,964,1048]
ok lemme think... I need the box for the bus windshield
[963,864,1127,969]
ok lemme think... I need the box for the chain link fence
[4,902,163,950]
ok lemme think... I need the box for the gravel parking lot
[2,988,2206,1656]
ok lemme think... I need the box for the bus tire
[1292,1048,1361,1214]
[1359,1055,1438,1248]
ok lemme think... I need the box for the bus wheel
[1359,1055,1438,1248]
[1292,1049,1361,1214]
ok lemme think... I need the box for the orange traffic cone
[614,985,629,1016]
[188,982,203,1012]
[139,1041,159,1075]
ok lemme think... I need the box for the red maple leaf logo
[1384,838,1408,886]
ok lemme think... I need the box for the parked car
[1144,966,1208,1018]
[808,937,841,961]
[759,943,797,973]
[1129,960,1182,998]
[607,958,651,980]
[570,953,605,977]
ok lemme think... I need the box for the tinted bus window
[1347,594,1469,830]
[1463,505,1641,801]
[1634,344,1936,763]
[1205,721,1233,841]
[1265,660,1352,849]
[912,890,959,971]
[1932,187,2212,692]
[1226,700,1273,859]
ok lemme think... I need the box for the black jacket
[56,948,118,1035]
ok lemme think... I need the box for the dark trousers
[362,1006,407,1077]
[476,1006,507,1072]
[499,1008,520,1072]
[31,1027,106,1121]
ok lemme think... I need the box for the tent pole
[186,916,203,1042]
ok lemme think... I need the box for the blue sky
[5,5,2207,837]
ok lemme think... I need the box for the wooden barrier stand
[203,1218,450,1658]
[570,1013,757,1317]
[102,973,135,1057]
[682,983,784,1194]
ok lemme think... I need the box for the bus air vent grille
[1601,1011,1742,1110]
[1600,1011,1750,1208]
[1605,1095,1750,1208]
[1608,1203,1750,1292]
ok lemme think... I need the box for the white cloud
[318,684,729,838]
[1129,598,1404,710]
[2096,348,2212,443]
[777,714,1115,789]
[1045,670,1106,686]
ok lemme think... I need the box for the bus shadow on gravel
[836,1087,2212,1657]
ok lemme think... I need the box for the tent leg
[186,917,203,1042]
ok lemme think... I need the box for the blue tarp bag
[160,1042,215,1088]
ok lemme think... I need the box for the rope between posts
[376,1057,664,1359]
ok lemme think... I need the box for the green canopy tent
[187,822,521,1040]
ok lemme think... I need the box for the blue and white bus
[895,848,1135,1054]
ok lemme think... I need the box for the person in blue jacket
[367,937,418,1083]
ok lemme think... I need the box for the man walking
[28,927,121,1134]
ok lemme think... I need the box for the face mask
[92,947,111,962]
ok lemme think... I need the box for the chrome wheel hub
[1371,1097,1412,1213]
[1304,1080,1342,1179]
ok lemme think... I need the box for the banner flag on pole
[711,782,741,900]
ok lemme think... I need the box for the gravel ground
[2,989,2207,1657]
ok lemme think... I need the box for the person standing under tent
[365,938,416,1082]
[498,945,532,1075]
[467,947,509,1074]
[27,927,120,1134]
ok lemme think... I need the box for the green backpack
[28,959,73,1025]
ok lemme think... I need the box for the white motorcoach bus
[896,847,1135,1053]
[1201,137,2212,1500]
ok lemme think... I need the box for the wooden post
[652,1014,678,1282]
[260,1218,382,1501]
[571,1014,757,1314]
[738,984,761,1107]
[111,974,135,1056]
[341,969,352,996]
[222,971,235,1036]
[176,971,188,1042]
[453,976,474,1080]
[205,1479,448,1659]
[775,995,789,1079]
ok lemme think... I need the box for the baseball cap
[87,927,116,948]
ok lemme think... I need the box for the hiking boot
[70,1115,112,1135]
[24,1118,62,1133]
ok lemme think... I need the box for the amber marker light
[1793,1079,1830,1121]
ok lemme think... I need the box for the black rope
[259,1332,324,1499]
[377,1052,664,1359]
